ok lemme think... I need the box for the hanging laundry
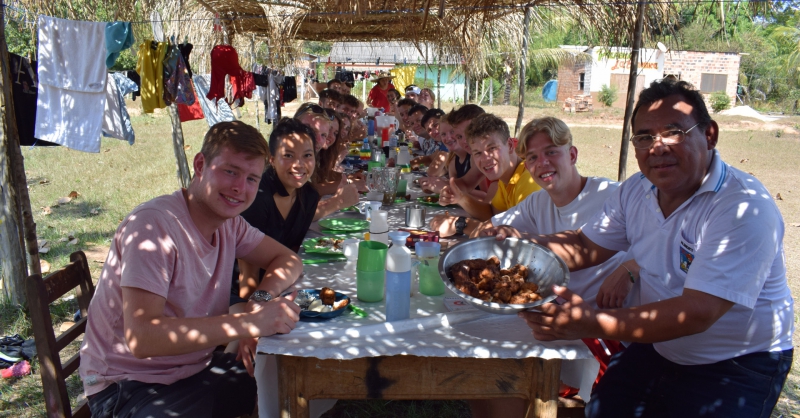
[177,78,205,122]
[9,53,57,147]
[207,45,254,105]
[390,66,417,97]
[193,74,235,127]
[35,15,107,153]
[252,64,268,100]
[125,70,141,101]
[163,45,195,106]
[179,43,194,77]
[265,71,279,123]
[102,73,138,144]
[105,21,134,68]
[136,40,168,113]
[162,44,179,105]
[283,76,297,103]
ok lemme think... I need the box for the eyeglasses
[296,103,335,121]
[630,122,701,149]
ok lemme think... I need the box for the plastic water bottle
[385,231,412,321]
[388,124,398,147]
[368,119,375,137]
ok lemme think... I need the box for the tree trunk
[618,0,646,182]
[503,57,513,105]
[0,5,37,306]
[167,105,192,188]
[515,7,532,137]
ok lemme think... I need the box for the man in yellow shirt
[430,113,540,237]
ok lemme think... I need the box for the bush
[599,84,617,107]
[710,91,731,113]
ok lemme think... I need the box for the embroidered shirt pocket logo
[679,239,695,273]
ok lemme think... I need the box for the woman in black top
[230,118,320,306]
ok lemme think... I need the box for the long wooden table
[278,356,561,418]
[255,181,598,418]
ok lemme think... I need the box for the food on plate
[449,256,541,304]
[320,287,336,305]
[295,288,350,313]
[315,238,344,251]
[421,195,438,203]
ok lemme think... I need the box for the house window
[700,73,727,93]
[579,73,585,91]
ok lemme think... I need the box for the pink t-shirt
[79,190,264,396]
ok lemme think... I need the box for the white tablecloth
[255,179,600,417]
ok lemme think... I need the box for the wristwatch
[249,290,274,303]
[454,216,467,236]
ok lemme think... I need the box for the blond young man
[81,121,303,418]
[430,113,541,237]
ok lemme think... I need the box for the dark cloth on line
[283,76,297,103]
[125,70,141,101]
[87,351,255,418]
[9,53,58,147]
[252,72,269,87]
[178,43,194,78]
[230,166,320,305]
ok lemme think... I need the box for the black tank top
[454,154,471,178]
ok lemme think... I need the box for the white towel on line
[35,15,107,153]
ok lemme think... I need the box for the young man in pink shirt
[80,121,303,418]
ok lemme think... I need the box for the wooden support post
[618,0,646,182]
[437,53,442,108]
[0,4,39,306]
[465,74,469,104]
[490,78,494,105]
[167,105,192,188]
[250,36,261,131]
[515,6,532,137]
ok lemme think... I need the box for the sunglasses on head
[297,103,335,121]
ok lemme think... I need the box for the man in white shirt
[509,79,793,417]
[472,116,637,418]
[484,116,637,309]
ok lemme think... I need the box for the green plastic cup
[416,242,445,296]
[356,240,388,271]
[368,161,384,171]
[357,269,385,302]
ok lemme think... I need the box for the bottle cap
[388,231,410,244]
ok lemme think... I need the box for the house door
[610,74,645,106]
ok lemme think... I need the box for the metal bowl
[438,237,570,314]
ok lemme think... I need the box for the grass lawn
[1,100,798,417]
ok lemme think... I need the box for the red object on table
[400,229,439,249]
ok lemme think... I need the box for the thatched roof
[13,0,679,76]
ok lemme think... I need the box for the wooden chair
[26,251,95,418]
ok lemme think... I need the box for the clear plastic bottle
[388,124,398,147]
[385,231,411,321]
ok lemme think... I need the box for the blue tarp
[542,80,558,102]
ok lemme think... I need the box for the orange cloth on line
[136,41,168,113]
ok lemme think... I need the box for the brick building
[662,50,741,102]
[556,46,741,109]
